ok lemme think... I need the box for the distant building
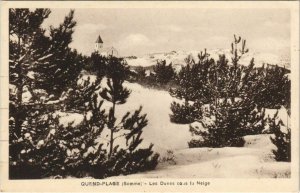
[94,34,119,57]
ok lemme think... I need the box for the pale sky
[42,8,290,57]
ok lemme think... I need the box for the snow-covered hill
[126,49,290,70]
[111,135,290,178]
[57,76,290,178]
[59,77,290,150]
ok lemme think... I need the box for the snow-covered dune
[126,49,290,70]
[58,77,192,153]
[113,82,192,152]
[58,78,290,178]
[58,78,290,153]
[112,135,290,178]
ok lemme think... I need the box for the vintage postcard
[0,1,299,192]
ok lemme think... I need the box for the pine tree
[99,56,159,175]
[9,9,83,137]
[169,56,197,123]
[269,112,291,162]
[63,75,102,112]
[169,54,213,124]
[59,92,107,178]
[9,8,52,140]
[34,10,83,97]
[84,51,107,78]
[9,8,158,179]
[135,66,147,82]
[191,50,215,104]
[252,65,290,109]
[100,56,130,157]
[10,68,108,179]
[189,35,266,147]
[189,98,265,147]
[153,60,175,84]
[170,55,195,102]
[9,8,104,179]
[169,101,202,124]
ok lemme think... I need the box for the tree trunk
[108,102,115,158]
[14,36,23,138]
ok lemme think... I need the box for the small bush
[159,150,176,165]
[90,145,159,179]
[153,60,175,84]
[188,124,245,148]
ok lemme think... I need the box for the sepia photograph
[0,1,299,192]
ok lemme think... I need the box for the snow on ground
[111,135,290,178]
[57,77,290,178]
[58,77,192,153]
[96,79,191,152]
[112,81,192,152]
[58,78,290,154]
[126,49,290,70]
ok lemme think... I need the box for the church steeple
[95,35,103,51]
[93,34,118,57]
[95,35,103,44]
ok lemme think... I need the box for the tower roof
[95,35,103,43]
